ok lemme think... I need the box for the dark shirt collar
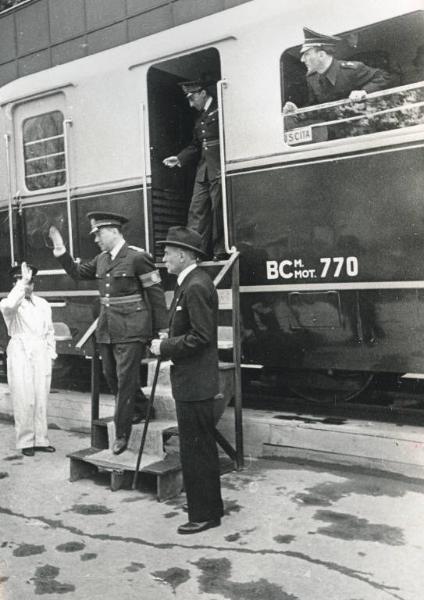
[321,57,339,86]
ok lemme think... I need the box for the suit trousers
[175,398,224,522]
[99,341,144,439]
[187,176,224,256]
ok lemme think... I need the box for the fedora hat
[157,226,206,257]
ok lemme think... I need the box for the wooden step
[68,447,183,499]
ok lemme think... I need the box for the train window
[23,110,66,190]
[281,12,424,147]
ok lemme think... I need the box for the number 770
[320,257,358,278]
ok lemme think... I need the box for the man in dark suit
[150,226,224,534]
[163,79,226,260]
[49,212,168,455]
[283,27,390,113]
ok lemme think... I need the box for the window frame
[22,109,66,192]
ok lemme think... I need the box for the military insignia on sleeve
[139,269,161,287]
[151,271,161,284]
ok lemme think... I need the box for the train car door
[10,92,73,272]
[147,48,221,257]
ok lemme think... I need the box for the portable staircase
[67,253,243,500]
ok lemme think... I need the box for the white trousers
[7,336,52,449]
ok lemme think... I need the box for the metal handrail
[140,103,151,254]
[217,79,236,256]
[292,100,424,131]
[4,133,15,265]
[63,118,74,257]
[284,80,424,116]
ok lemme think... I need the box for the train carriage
[0,0,423,405]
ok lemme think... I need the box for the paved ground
[1,420,424,600]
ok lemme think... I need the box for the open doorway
[147,48,221,258]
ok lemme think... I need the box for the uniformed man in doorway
[283,28,390,113]
[49,213,168,455]
[163,79,226,260]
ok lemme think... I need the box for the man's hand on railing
[282,101,298,115]
[349,90,367,102]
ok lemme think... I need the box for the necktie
[170,283,181,318]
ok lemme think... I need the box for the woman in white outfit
[0,262,56,456]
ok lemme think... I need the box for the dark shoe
[21,447,34,457]
[131,414,144,425]
[35,445,56,452]
[112,437,127,455]
[177,519,221,535]
[132,407,155,424]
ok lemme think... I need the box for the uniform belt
[202,139,219,148]
[100,294,142,305]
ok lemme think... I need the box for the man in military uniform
[163,79,226,260]
[49,213,168,455]
[283,28,390,113]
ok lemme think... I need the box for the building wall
[0,0,251,86]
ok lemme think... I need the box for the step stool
[68,417,183,499]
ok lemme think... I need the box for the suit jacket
[307,58,390,105]
[177,98,221,182]
[160,266,219,402]
[57,243,168,344]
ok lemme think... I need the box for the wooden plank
[69,454,98,482]
[156,469,183,501]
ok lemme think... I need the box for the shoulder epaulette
[128,245,145,253]
[340,60,359,69]
[208,109,219,116]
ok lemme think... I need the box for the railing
[283,82,424,147]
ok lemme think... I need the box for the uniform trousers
[7,336,51,450]
[175,397,224,522]
[99,341,145,440]
[187,176,224,256]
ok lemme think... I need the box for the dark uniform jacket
[160,267,219,402]
[57,243,168,344]
[177,99,220,182]
[307,58,390,104]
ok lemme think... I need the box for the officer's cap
[300,27,340,55]
[87,211,129,234]
[157,226,206,257]
[9,263,38,280]
[178,78,215,98]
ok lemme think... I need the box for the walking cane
[132,358,161,489]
